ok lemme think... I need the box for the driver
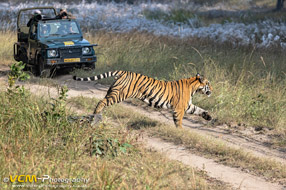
[67,23,77,33]
[40,24,50,37]
[57,23,69,35]
[57,22,77,35]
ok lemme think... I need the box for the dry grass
[0,31,16,65]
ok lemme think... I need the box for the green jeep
[14,7,97,77]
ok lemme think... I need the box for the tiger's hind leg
[87,97,111,125]
[93,98,108,114]
[93,91,125,114]
[89,98,113,125]
[91,87,126,125]
[173,109,185,129]
[90,114,102,125]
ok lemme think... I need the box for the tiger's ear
[196,73,203,83]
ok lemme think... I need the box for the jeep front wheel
[38,56,51,78]
[84,62,95,70]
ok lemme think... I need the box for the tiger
[73,71,213,128]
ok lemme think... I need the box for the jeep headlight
[82,47,92,55]
[47,49,58,58]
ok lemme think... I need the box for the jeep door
[28,23,38,64]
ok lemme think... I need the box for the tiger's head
[195,73,213,97]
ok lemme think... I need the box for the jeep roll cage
[17,7,57,29]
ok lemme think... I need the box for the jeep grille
[60,47,82,58]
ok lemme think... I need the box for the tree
[276,0,284,11]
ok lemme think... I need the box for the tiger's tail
[73,71,122,81]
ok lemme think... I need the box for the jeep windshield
[38,20,81,39]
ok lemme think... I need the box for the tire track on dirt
[143,136,283,190]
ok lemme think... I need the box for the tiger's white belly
[142,97,170,109]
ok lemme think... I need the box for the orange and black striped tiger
[73,71,212,128]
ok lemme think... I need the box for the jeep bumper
[46,55,97,67]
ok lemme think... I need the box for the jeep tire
[85,62,95,70]
[38,56,51,78]
[18,50,28,71]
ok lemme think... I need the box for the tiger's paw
[90,114,102,125]
[202,112,212,121]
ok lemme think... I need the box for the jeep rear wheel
[18,51,28,71]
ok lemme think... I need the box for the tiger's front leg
[186,104,212,121]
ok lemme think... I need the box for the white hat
[34,10,41,14]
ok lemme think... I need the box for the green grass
[0,80,228,189]
[69,96,286,185]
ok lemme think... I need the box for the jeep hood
[43,38,90,48]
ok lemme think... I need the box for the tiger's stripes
[73,71,212,128]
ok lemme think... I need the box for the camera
[34,14,42,21]
[61,12,67,17]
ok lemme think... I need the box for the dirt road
[144,136,282,190]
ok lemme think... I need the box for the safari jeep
[14,7,97,77]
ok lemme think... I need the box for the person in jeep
[57,22,78,35]
[56,8,75,19]
[39,24,51,37]
[56,8,68,19]
[27,10,42,27]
